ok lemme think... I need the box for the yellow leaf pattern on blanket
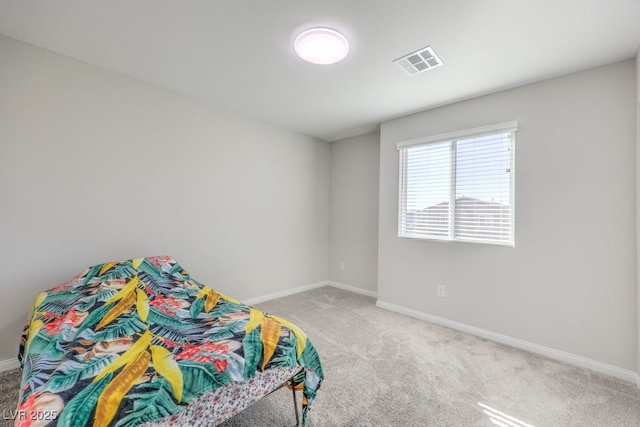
[94,330,152,382]
[98,262,118,277]
[104,276,139,305]
[269,314,307,358]
[136,288,149,322]
[96,290,136,330]
[150,345,183,402]
[33,292,48,310]
[260,316,282,371]
[24,319,44,356]
[131,257,143,270]
[204,289,219,313]
[245,308,264,334]
[196,286,210,299]
[93,350,151,427]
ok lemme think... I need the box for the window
[397,122,517,246]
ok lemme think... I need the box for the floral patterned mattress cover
[17,256,323,427]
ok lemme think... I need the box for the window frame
[396,121,518,247]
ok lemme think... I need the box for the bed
[16,256,323,427]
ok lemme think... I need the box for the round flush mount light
[294,27,349,65]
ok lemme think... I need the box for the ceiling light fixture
[294,27,349,65]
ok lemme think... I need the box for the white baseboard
[242,280,378,306]
[326,281,378,299]
[242,281,328,306]
[376,299,640,386]
[0,358,19,373]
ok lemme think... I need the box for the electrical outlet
[437,284,446,298]
[340,261,345,271]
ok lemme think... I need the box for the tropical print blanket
[17,256,323,427]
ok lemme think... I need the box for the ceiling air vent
[393,46,443,76]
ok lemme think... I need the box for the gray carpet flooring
[1,286,639,426]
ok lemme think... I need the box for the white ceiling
[1,0,639,142]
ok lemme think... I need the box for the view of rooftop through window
[398,126,515,245]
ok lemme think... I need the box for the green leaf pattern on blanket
[56,373,114,426]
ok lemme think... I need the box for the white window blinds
[397,122,517,246]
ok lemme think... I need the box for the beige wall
[329,132,380,293]
[379,60,637,371]
[0,35,330,361]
